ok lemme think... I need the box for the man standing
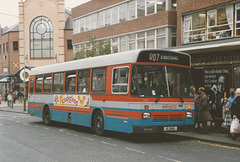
[198,87,213,134]
[230,88,240,140]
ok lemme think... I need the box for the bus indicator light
[188,105,191,109]
[144,105,149,109]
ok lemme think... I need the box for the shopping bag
[230,118,240,133]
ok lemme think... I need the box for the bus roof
[30,49,190,75]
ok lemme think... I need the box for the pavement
[0,101,239,147]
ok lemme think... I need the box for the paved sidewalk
[0,101,239,147]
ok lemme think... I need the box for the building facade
[0,0,73,96]
[175,0,240,126]
[72,0,177,55]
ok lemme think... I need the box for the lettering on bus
[54,94,90,108]
[162,104,177,109]
[149,53,179,62]
[137,50,190,66]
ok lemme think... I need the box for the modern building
[72,0,177,55]
[0,0,73,96]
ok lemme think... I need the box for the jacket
[231,96,240,120]
[198,93,213,122]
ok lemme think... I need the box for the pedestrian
[13,90,18,104]
[7,92,13,108]
[198,87,213,134]
[230,88,240,140]
[189,86,200,131]
[0,95,2,104]
[4,91,8,102]
[224,88,236,137]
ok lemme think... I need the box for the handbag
[230,118,240,133]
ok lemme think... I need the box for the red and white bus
[28,49,194,135]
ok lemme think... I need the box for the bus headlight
[186,112,193,118]
[142,112,151,119]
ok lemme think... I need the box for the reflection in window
[131,65,167,97]
[30,16,53,58]
[112,67,129,93]
[77,70,90,93]
[65,71,76,93]
[43,74,52,93]
[30,78,34,93]
[137,0,145,18]
[157,0,166,12]
[35,75,43,93]
[92,68,106,93]
[53,73,64,93]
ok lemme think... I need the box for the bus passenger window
[112,67,129,93]
[77,69,90,93]
[65,71,76,93]
[92,68,106,93]
[53,73,64,93]
[35,75,43,93]
[30,78,34,93]
[43,74,52,93]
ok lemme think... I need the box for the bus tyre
[43,107,51,125]
[93,111,104,136]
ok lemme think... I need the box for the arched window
[30,16,53,58]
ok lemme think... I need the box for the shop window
[104,10,111,26]
[207,6,233,40]
[128,34,136,51]
[112,37,119,53]
[234,67,240,88]
[65,71,76,93]
[35,75,43,93]
[235,3,240,36]
[111,6,119,25]
[112,67,129,93]
[77,69,90,93]
[119,36,127,52]
[156,28,166,48]
[6,43,8,52]
[92,68,106,93]
[53,73,64,93]
[43,74,52,93]
[183,12,206,43]
[147,30,155,48]
[13,41,18,51]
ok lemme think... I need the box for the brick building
[0,0,73,96]
[72,0,177,55]
[173,0,240,126]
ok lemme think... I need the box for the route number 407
[149,53,161,62]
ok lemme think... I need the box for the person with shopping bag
[230,88,240,140]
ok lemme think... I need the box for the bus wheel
[93,111,104,136]
[43,107,51,125]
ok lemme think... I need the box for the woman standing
[198,87,213,134]
[224,88,236,137]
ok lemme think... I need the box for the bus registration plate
[164,126,177,131]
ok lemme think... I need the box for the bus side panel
[28,106,43,118]
[71,112,92,127]
[104,115,133,133]
[51,110,69,123]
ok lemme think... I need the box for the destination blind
[137,50,190,66]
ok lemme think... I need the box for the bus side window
[112,67,129,93]
[65,71,76,93]
[43,74,52,93]
[35,75,43,93]
[92,68,106,93]
[53,73,64,93]
[77,69,90,93]
[30,78,34,93]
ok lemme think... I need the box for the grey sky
[0,0,90,28]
